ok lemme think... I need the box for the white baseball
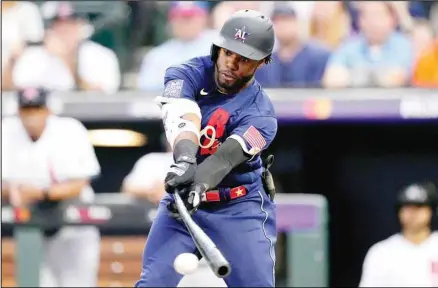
[173,253,199,275]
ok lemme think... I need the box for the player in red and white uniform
[359,182,438,287]
[2,87,101,287]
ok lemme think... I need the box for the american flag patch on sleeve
[243,125,266,150]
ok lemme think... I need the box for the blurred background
[1,0,438,287]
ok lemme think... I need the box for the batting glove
[185,183,208,211]
[167,183,208,218]
[164,158,197,194]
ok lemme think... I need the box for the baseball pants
[40,226,100,287]
[134,189,277,287]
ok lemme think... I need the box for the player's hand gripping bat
[173,191,231,278]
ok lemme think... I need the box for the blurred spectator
[323,2,413,88]
[430,2,438,36]
[391,1,417,33]
[122,148,173,204]
[412,39,438,87]
[138,1,216,91]
[411,19,435,62]
[259,1,316,39]
[212,1,262,30]
[124,0,158,68]
[407,1,431,19]
[391,1,434,33]
[255,5,331,88]
[12,1,120,94]
[347,1,433,35]
[309,1,351,50]
[2,1,45,90]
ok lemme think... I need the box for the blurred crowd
[2,0,438,93]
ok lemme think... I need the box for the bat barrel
[173,192,232,278]
[204,247,231,278]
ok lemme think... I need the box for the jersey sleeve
[63,120,101,180]
[229,116,277,156]
[154,65,199,104]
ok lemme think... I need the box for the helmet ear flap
[211,45,219,63]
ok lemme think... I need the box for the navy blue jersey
[162,56,277,192]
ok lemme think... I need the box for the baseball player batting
[135,10,278,287]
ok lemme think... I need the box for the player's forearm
[1,181,17,199]
[194,138,250,189]
[172,114,201,162]
[46,179,89,201]
[1,181,10,199]
[322,66,351,88]
[123,183,163,198]
[123,184,165,204]
[1,59,17,90]
[376,69,409,87]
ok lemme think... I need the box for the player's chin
[218,77,237,90]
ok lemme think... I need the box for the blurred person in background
[122,136,226,287]
[1,87,101,286]
[12,1,120,93]
[255,4,331,88]
[211,1,262,30]
[124,0,157,67]
[258,1,316,40]
[345,1,432,35]
[2,1,45,90]
[391,1,432,33]
[411,20,435,62]
[122,136,173,205]
[359,182,438,287]
[138,1,216,91]
[323,1,413,88]
[412,37,438,87]
[309,1,351,50]
[431,3,438,36]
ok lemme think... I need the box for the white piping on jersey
[257,190,276,286]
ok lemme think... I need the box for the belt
[201,185,247,203]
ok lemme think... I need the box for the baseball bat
[174,192,231,278]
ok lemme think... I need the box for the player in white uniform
[1,87,101,287]
[359,182,438,287]
[122,138,226,287]
[122,139,174,204]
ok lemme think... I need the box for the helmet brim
[212,35,269,61]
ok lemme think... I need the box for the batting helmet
[211,9,275,62]
[396,182,438,213]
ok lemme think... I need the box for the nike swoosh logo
[200,89,208,96]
